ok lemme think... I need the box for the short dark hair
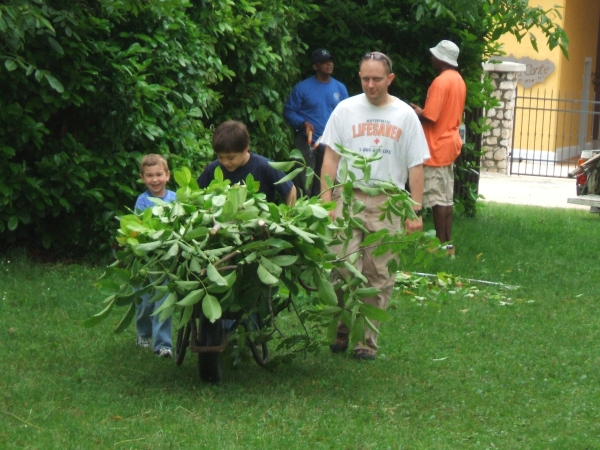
[212,120,249,154]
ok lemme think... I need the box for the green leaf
[7,216,18,231]
[134,241,163,253]
[95,279,122,295]
[48,37,64,55]
[349,315,365,346]
[207,263,228,286]
[176,288,205,306]
[208,271,236,292]
[202,294,222,322]
[175,280,200,291]
[174,167,192,187]
[326,318,339,343]
[269,255,298,267]
[361,229,389,247]
[185,226,209,240]
[316,274,338,306]
[275,167,303,184]
[161,242,179,260]
[113,302,136,334]
[44,73,64,93]
[268,161,296,172]
[257,263,279,285]
[152,292,178,316]
[354,287,380,298]
[352,200,366,215]
[260,256,282,276]
[175,305,194,331]
[288,224,316,243]
[83,297,116,327]
[4,59,17,71]
[102,267,132,285]
[309,204,329,219]
[359,303,391,322]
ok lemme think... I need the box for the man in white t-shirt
[320,51,430,360]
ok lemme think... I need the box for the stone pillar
[480,61,526,174]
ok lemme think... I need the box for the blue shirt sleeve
[134,190,176,213]
[283,83,307,131]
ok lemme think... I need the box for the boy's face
[140,164,170,197]
[217,147,250,172]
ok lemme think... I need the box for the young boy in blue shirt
[135,154,176,358]
[197,120,296,205]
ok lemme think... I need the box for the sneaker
[446,245,455,256]
[137,335,151,348]
[329,333,349,353]
[155,348,172,358]
[353,348,376,360]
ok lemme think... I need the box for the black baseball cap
[312,48,334,63]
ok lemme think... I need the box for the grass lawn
[1,203,600,449]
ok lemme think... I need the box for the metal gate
[511,90,600,177]
[511,62,600,177]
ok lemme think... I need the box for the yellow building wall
[496,0,600,155]
[559,0,600,97]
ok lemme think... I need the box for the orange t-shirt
[421,70,466,167]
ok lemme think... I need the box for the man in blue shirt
[284,48,349,197]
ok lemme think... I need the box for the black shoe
[329,333,349,353]
[353,348,376,360]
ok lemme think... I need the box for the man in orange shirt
[411,40,466,255]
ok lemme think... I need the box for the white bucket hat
[430,40,459,67]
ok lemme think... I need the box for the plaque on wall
[496,54,555,88]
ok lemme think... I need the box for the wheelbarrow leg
[175,320,190,366]
[198,315,223,383]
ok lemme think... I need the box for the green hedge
[0,0,310,255]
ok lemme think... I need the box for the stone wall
[480,62,525,174]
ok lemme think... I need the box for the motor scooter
[567,150,600,212]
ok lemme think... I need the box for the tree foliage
[0,0,310,254]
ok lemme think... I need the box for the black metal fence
[511,89,600,177]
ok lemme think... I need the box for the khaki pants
[330,187,401,353]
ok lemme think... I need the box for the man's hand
[404,217,423,234]
[410,103,423,117]
[303,121,315,136]
[320,145,339,220]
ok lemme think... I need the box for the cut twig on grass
[406,272,520,290]
[1,410,44,430]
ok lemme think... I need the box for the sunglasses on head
[362,52,392,71]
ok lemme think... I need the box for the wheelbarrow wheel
[175,321,191,366]
[198,315,223,383]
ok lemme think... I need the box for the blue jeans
[136,292,172,352]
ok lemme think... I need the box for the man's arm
[320,145,340,203]
[410,103,425,119]
[405,164,424,234]
[283,85,308,131]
